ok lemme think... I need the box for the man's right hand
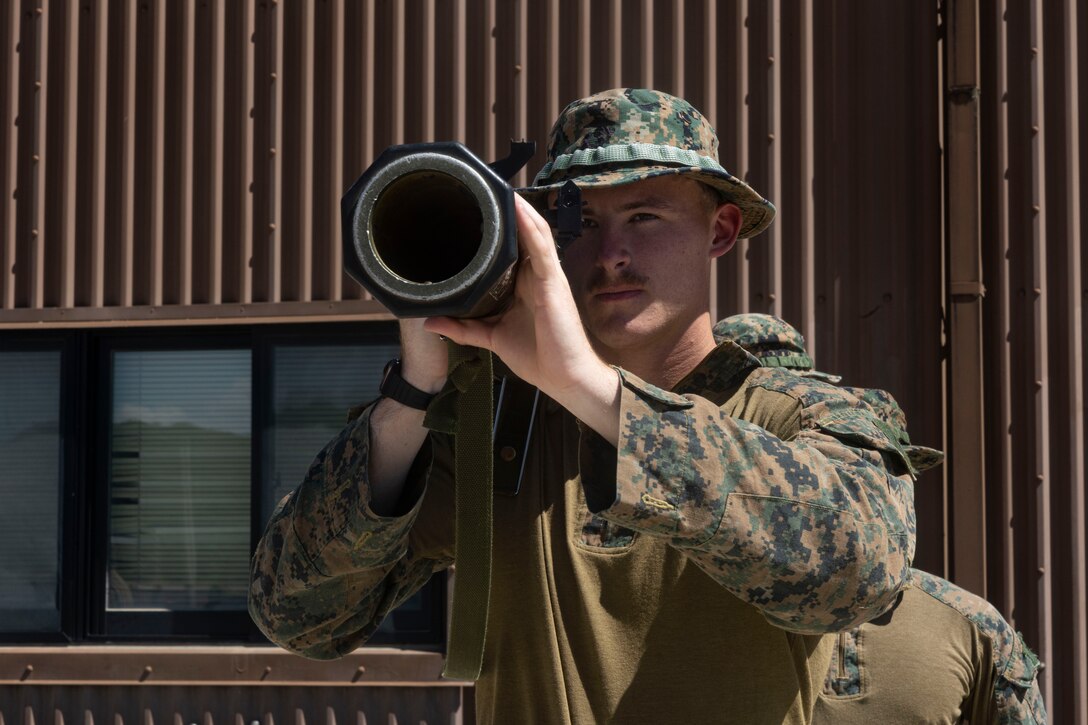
[424,196,621,446]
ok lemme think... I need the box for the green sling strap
[441,342,494,680]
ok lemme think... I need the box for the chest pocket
[579,511,637,550]
[571,476,638,552]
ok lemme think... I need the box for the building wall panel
[0,685,464,724]
[1,0,20,310]
[980,0,1087,719]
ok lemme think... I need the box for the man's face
[556,175,740,356]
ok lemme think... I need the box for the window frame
[0,322,444,647]
[89,327,258,641]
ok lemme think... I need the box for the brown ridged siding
[0,0,1084,720]
[980,0,1087,718]
[0,685,464,724]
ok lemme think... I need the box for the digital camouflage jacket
[718,312,1046,724]
[250,340,919,724]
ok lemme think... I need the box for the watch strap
[380,359,438,411]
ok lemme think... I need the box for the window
[0,323,444,646]
[0,346,64,633]
[108,349,252,613]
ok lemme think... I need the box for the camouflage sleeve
[914,573,1047,724]
[580,368,913,633]
[248,403,454,659]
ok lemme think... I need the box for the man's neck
[596,315,718,391]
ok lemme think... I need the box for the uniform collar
[673,340,762,398]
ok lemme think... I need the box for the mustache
[587,268,649,294]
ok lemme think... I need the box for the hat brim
[516,164,776,239]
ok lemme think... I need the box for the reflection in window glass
[267,343,431,639]
[109,350,251,611]
[0,351,62,631]
[264,344,396,523]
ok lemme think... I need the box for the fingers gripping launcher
[341,143,580,681]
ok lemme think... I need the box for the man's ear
[709,203,742,259]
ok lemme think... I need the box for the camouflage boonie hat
[518,88,775,239]
[714,314,815,370]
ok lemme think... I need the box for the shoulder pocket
[995,633,1047,724]
[1001,632,1042,689]
[822,628,864,699]
[816,410,918,479]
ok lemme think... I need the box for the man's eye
[581,218,598,229]
[631,213,658,222]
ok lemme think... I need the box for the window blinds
[108,350,251,612]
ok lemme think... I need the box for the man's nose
[596,226,630,270]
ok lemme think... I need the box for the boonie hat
[518,88,775,239]
[714,314,815,369]
[714,313,843,383]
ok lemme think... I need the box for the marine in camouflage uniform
[250,89,919,724]
[716,313,1047,724]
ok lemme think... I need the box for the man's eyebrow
[583,196,675,214]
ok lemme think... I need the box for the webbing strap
[758,353,815,370]
[441,342,494,680]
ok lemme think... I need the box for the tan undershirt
[812,585,996,725]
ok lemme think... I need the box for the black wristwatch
[380,359,438,411]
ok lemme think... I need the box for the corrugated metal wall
[0,685,465,724]
[0,0,1083,720]
[979,0,1087,719]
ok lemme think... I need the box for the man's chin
[587,319,660,355]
